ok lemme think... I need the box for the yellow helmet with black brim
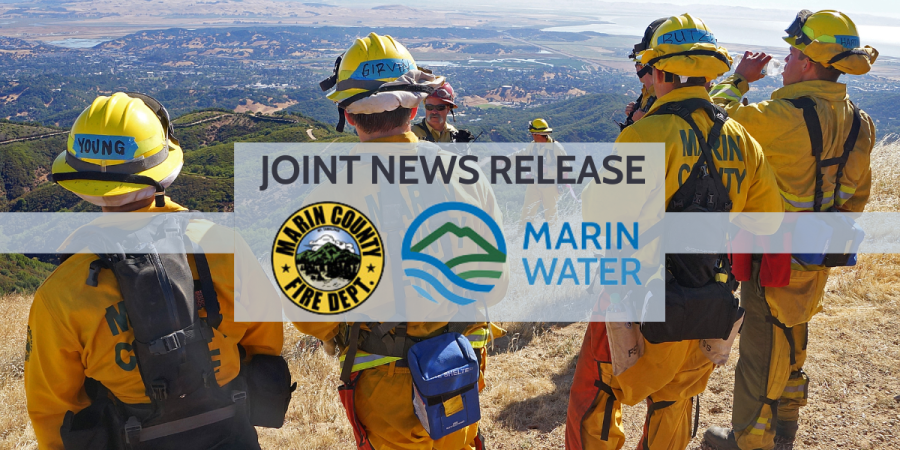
[319,32,445,132]
[50,92,182,208]
[639,13,733,82]
[783,9,878,75]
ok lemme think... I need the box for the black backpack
[639,98,744,344]
[58,213,293,450]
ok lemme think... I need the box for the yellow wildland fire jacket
[710,75,874,213]
[24,198,284,449]
[293,132,508,372]
[412,120,460,143]
[613,86,783,216]
[710,75,876,326]
[578,86,783,406]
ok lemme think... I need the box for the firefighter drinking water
[704,10,878,450]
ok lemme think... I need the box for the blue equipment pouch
[407,332,481,440]
[793,213,864,267]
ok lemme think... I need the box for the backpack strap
[785,97,862,211]
[340,322,362,385]
[649,98,732,211]
[834,103,862,211]
[625,93,644,127]
[785,97,825,211]
[186,237,222,330]
[643,95,657,113]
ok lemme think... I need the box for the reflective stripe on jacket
[337,324,494,373]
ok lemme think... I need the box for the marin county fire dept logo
[272,202,384,314]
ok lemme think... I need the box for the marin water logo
[402,202,506,305]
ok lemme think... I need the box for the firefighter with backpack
[297,32,508,449]
[565,14,784,450]
[703,10,878,450]
[26,92,291,449]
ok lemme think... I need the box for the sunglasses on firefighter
[425,104,449,111]
[635,63,653,79]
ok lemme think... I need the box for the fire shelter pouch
[793,213,864,267]
[407,332,480,440]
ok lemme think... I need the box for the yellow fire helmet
[639,13,733,82]
[319,32,445,131]
[631,17,669,80]
[528,118,552,134]
[630,17,669,62]
[783,9,878,75]
[51,92,182,207]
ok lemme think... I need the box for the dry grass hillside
[0,142,898,449]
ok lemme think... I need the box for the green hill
[0,110,354,213]
[0,254,56,294]
[459,93,627,143]
[0,108,355,294]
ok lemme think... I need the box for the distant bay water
[543,16,900,58]
[46,38,111,49]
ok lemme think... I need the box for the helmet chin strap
[336,107,347,133]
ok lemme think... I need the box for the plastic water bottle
[606,292,645,376]
[699,313,743,366]
[761,57,784,79]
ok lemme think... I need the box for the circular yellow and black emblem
[272,202,384,314]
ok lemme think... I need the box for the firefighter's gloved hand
[454,129,473,142]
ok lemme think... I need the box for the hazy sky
[645,0,899,18]
[427,0,900,56]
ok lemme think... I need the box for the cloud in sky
[308,234,356,253]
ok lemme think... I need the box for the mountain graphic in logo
[297,239,360,290]
[402,202,506,305]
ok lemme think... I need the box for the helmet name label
[657,29,716,46]
[351,58,415,80]
[835,35,860,49]
[73,134,139,160]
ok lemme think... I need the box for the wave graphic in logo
[401,202,506,305]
